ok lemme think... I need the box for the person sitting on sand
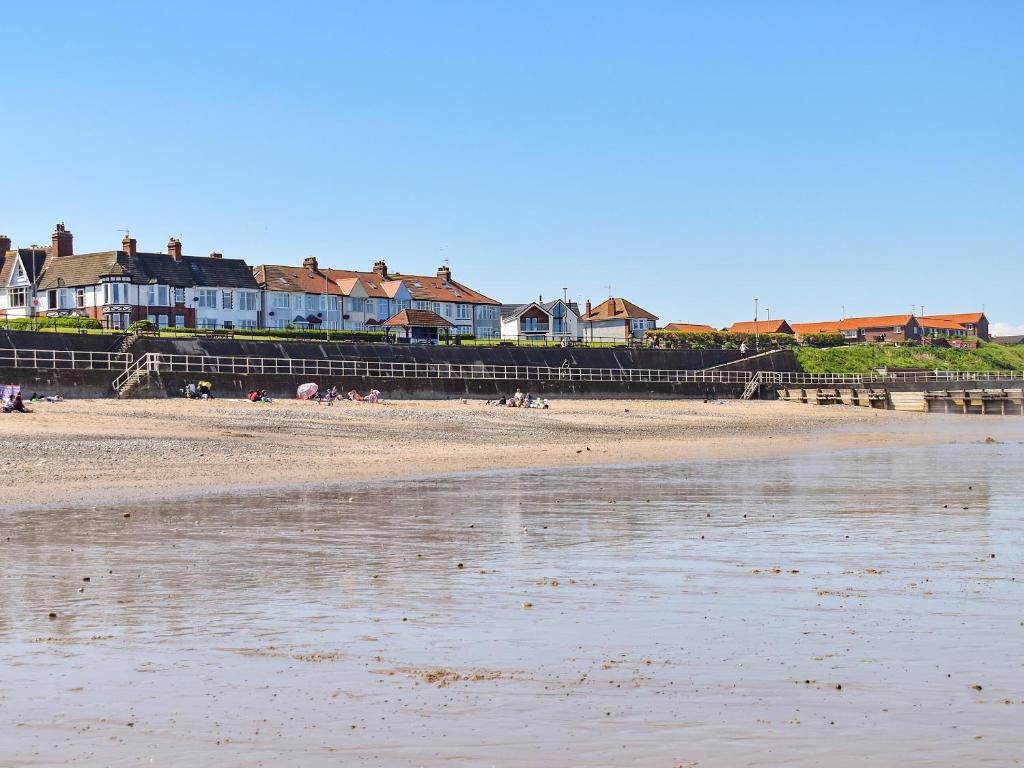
[247,390,260,402]
[10,393,30,413]
[259,389,272,403]
[366,389,381,404]
[348,389,365,402]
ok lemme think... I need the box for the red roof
[728,319,793,334]
[254,264,346,295]
[837,314,913,330]
[918,317,967,330]
[663,323,716,333]
[382,309,455,328]
[583,297,658,321]
[920,312,985,325]
[791,321,842,334]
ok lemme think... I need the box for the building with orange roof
[919,312,989,340]
[663,323,717,333]
[790,320,842,340]
[835,314,920,342]
[728,319,794,335]
[581,297,658,342]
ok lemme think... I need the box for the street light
[753,297,760,351]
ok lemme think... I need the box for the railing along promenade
[118,352,755,385]
[765,370,1024,385]
[0,348,132,370]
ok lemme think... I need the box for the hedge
[795,332,845,348]
[2,316,103,330]
[127,320,156,333]
[645,330,799,350]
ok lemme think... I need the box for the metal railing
[120,352,756,384]
[767,370,1024,386]
[0,348,133,370]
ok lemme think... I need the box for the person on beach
[10,393,30,413]
[366,389,381,404]
[739,341,748,357]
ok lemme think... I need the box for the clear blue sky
[3,1,1021,332]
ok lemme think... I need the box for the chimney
[373,259,389,280]
[122,235,137,256]
[168,237,183,261]
[0,235,10,254]
[437,265,451,282]
[303,256,318,271]
[585,300,592,318]
[52,223,73,257]
[209,252,223,259]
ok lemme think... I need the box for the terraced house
[1,224,260,330]
[254,259,500,337]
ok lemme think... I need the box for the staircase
[113,353,156,399]
[741,371,763,400]
[111,332,135,357]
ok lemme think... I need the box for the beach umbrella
[296,382,318,400]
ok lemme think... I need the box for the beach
[0,396,980,512]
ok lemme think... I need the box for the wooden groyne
[778,386,1024,414]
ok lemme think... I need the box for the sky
[2,1,1022,333]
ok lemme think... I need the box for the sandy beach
[0,396,979,511]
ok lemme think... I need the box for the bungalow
[728,319,794,335]
[663,323,717,333]
[5,225,259,330]
[580,297,658,342]
[382,308,455,343]
[500,299,582,341]
[919,312,989,341]
[918,316,970,339]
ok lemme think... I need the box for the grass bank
[794,342,1024,373]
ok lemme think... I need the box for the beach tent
[297,382,318,400]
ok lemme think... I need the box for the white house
[500,299,582,341]
[16,225,261,330]
[580,297,658,342]
[0,237,48,320]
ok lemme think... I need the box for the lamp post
[323,266,331,342]
[753,297,760,351]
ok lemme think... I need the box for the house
[15,224,260,330]
[580,297,658,342]
[253,257,365,330]
[728,319,794,335]
[790,321,842,340]
[382,308,455,343]
[663,323,716,333]
[917,316,970,339]
[919,312,989,341]
[992,334,1024,346]
[0,235,48,319]
[326,261,500,338]
[836,315,920,343]
[500,299,582,341]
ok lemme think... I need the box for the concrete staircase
[113,354,154,399]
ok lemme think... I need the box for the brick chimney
[168,237,183,261]
[52,223,73,257]
[209,252,223,259]
[585,300,592,318]
[122,234,137,256]
[0,235,11,254]
[303,256,318,271]
[437,265,451,282]
[373,259,388,279]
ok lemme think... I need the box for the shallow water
[2,438,1024,767]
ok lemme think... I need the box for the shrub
[127,320,156,333]
[646,329,797,350]
[3,316,103,331]
[799,332,845,348]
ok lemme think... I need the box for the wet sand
[1,432,1023,766]
[0,396,996,512]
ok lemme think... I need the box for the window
[273,292,290,309]
[397,299,411,311]
[175,314,185,328]
[443,303,453,318]
[222,291,234,310]
[456,303,471,320]
[475,305,498,320]
[9,287,28,307]
[893,326,902,333]
[105,283,125,305]
[111,313,124,330]
[197,289,217,308]
[199,318,218,329]
[432,302,441,315]
[235,319,257,330]
[414,300,429,310]
[238,291,257,311]
[158,314,169,328]
[174,288,186,304]
[75,288,86,308]
[148,314,157,325]
[350,297,365,313]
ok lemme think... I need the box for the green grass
[794,342,1024,374]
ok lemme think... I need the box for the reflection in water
[1,442,1023,767]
